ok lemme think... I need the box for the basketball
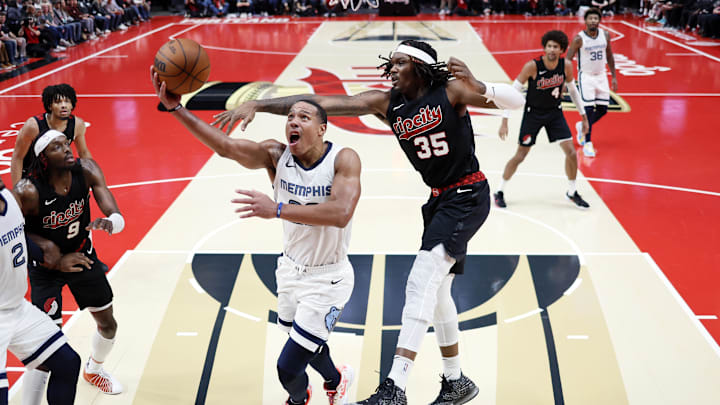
[153,38,210,95]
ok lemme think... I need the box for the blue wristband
[276,202,283,218]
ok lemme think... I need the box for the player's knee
[96,316,118,337]
[43,344,81,380]
[277,338,313,378]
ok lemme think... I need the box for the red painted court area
[2,14,719,389]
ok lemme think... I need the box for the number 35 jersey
[386,86,479,189]
[26,161,91,255]
[273,142,352,267]
[527,56,566,110]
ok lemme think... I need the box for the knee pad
[42,344,80,379]
[433,275,459,347]
[402,244,455,325]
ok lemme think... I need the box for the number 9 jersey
[25,161,92,255]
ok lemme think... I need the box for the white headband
[34,130,66,157]
[393,44,436,65]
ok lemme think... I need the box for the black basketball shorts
[517,106,572,146]
[29,250,114,321]
[420,180,491,274]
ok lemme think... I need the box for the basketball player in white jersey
[151,68,362,405]
[0,177,82,405]
[567,7,618,158]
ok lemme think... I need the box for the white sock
[568,180,577,195]
[387,355,413,391]
[498,179,506,192]
[22,369,49,405]
[87,330,115,373]
[442,355,462,381]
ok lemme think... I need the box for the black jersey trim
[0,192,8,216]
[292,141,334,171]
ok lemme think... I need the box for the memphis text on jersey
[279,179,331,198]
[537,74,564,90]
[42,199,85,229]
[393,105,443,140]
[0,223,24,247]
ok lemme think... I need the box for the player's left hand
[150,65,182,110]
[611,76,618,92]
[86,218,114,234]
[232,189,276,219]
[582,115,590,135]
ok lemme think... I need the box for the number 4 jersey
[386,86,479,189]
[26,161,92,255]
[526,56,566,111]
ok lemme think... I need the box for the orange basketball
[153,38,210,95]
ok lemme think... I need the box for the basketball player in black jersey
[14,130,126,401]
[212,40,525,405]
[495,30,591,209]
[11,84,92,186]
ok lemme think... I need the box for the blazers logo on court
[392,105,443,140]
[42,200,85,229]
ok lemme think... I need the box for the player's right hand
[211,102,257,135]
[498,120,509,140]
[58,253,93,273]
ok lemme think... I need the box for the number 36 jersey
[527,56,566,110]
[578,28,608,75]
[26,161,92,255]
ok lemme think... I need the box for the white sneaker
[83,363,124,395]
[575,121,585,145]
[325,364,354,404]
[119,24,128,30]
[583,141,596,157]
[53,46,67,51]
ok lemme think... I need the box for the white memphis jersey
[578,28,608,75]
[273,142,351,267]
[0,188,29,310]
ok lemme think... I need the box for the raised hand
[211,101,258,135]
[150,65,181,110]
[231,189,277,219]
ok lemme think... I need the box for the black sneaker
[353,378,407,405]
[493,191,507,208]
[429,373,479,405]
[566,191,590,209]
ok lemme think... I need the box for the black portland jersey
[24,114,77,173]
[26,161,91,255]
[386,85,479,188]
[526,57,566,110]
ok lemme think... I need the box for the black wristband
[167,104,183,112]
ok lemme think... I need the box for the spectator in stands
[65,0,97,38]
[38,2,72,46]
[132,0,149,20]
[88,0,112,33]
[185,0,205,16]
[23,13,57,55]
[697,0,720,37]
[103,0,128,29]
[1,11,27,63]
[592,0,616,15]
[207,0,228,15]
[53,0,83,42]
[0,39,15,69]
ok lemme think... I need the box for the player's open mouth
[289,132,300,145]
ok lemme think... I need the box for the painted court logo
[392,105,443,140]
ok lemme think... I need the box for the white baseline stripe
[94,55,129,58]
[643,253,720,359]
[696,315,718,320]
[169,24,201,39]
[134,249,643,256]
[666,53,703,56]
[567,335,589,340]
[224,306,261,322]
[0,22,177,95]
[600,24,624,42]
[504,308,543,323]
[491,48,542,55]
[620,21,720,64]
[201,44,298,56]
[189,278,206,294]
[6,367,26,372]
[563,278,583,296]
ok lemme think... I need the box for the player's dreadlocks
[42,84,77,114]
[26,147,50,184]
[378,40,451,89]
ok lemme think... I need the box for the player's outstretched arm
[446,56,525,110]
[10,118,39,186]
[80,158,124,235]
[211,90,390,134]
[232,148,362,227]
[151,66,280,170]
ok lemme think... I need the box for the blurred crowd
[643,0,720,38]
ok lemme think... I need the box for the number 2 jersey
[0,188,29,310]
[526,56,566,110]
[386,85,479,188]
[25,161,92,256]
[273,142,351,267]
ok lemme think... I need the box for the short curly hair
[541,30,569,52]
[42,84,77,114]
[584,7,602,21]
